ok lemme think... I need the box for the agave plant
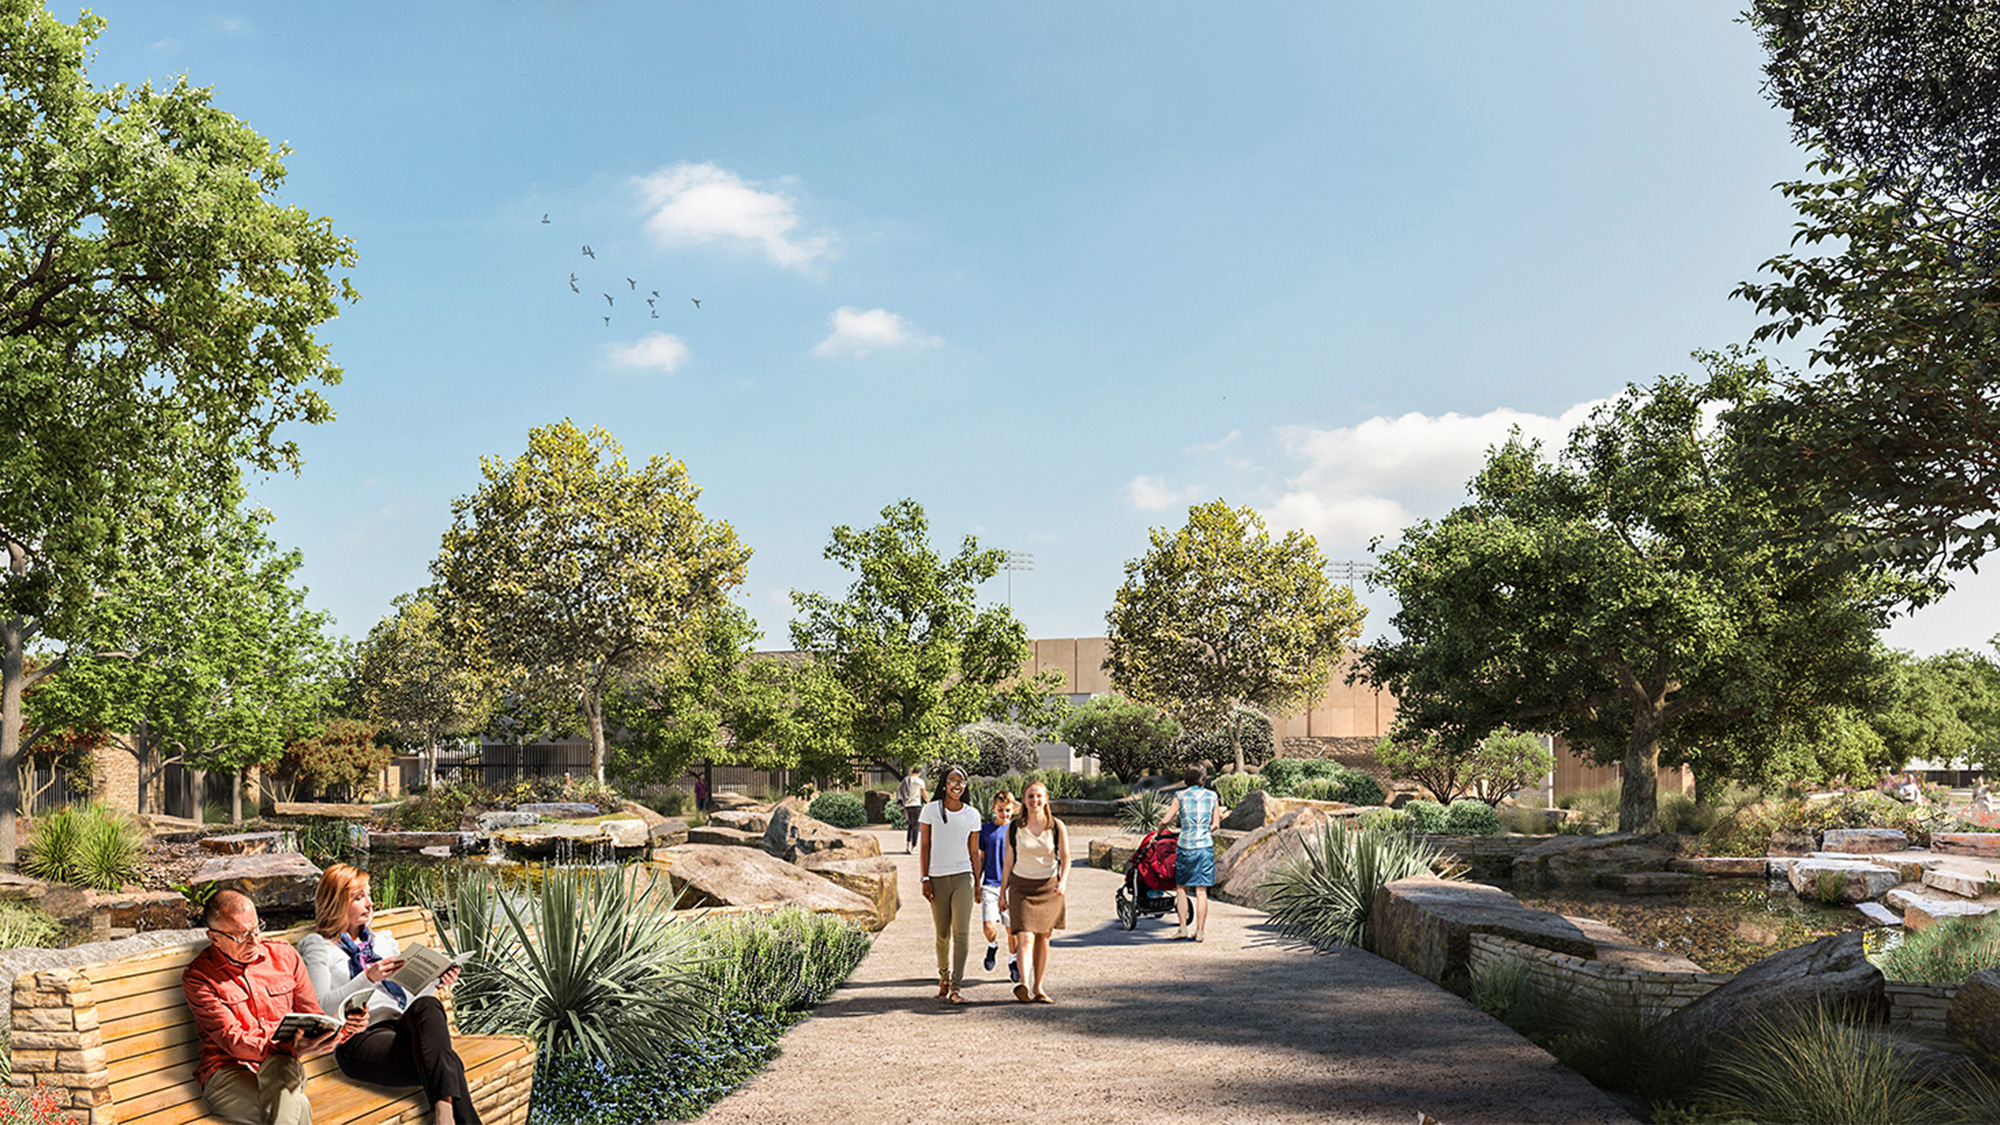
[1118,789,1170,835]
[448,865,709,1061]
[1260,823,1444,950]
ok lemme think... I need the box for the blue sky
[73,1,1995,657]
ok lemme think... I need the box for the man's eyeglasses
[209,925,262,944]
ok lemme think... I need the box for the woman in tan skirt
[999,780,1070,1003]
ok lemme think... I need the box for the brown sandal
[1032,992,1054,1004]
[1013,984,1032,1003]
[946,988,965,1004]
[937,976,952,998]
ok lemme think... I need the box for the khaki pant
[202,1056,312,1125]
[929,871,975,985]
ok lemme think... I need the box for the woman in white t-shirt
[918,764,983,1004]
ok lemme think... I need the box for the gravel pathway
[699,827,1639,1125]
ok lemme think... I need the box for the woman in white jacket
[297,864,480,1125]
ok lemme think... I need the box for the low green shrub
[1444,799,1501,835]
[1258,758,1306,796]
[0,900,63,949]
[1352,807,1413,833]
[807,792,867,829]
[393,786,475,832]
[22,804,143,891]
[1403,800,1449,834]
[1214,772,1264,807]
[1261,824,1447,950]
[1657,791,1718,835]
[693,907,872,1014]
[1557,784,1620,836]
[1876,914,2000,984]
[1290,777,1345,802]
[1080,773,1128,801]
[884,805,907,831]
[1028,768,1083,800]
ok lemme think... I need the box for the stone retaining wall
[1468,932,1954,1028]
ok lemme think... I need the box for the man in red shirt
[182,890,353,1124]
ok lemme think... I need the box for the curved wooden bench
[10,905,535,1125]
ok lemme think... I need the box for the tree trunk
[582,688,607,785]
[232,768,244,824]
[1230,709,1244,774]
[133,720,151,816]
[1618,707,1663,834]
[0,616,25,868]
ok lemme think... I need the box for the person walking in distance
[1160,764,1221,942]
[896,766,927,854]
[1000,780,1070,1003]
[918,765,982,1004]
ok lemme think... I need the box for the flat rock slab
[1088,835,1145,870]
[1671,856,1767,878]
[513,802,602,818]
[190,852,323,910]
[0,870,47,902]
[651,843,875,927]
[491,820,648,856]
[271,802,372,820]
[199,832,284,855]
[1594,871,1703,894]
[1856,902,1901,927]
[689,825,765,847]
[1788,858,1901,903]
[650,817,689,847]
[1904,898,2000,933]
[90,888,195,932]
[1935,833,2000,858]
[1768,828,1818,856]
[706,790,761,811]
[1370,875,1599,984]
[476,811,540,833]
[1822,828,1909,854]
[1559,914,1705,973]
[1924,868,1996,899]
[708,809,772,834]
[368,831,469,851]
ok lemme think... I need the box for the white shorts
[980,883,1007,924]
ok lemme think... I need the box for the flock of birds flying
[544,213,700,329]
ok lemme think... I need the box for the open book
[386,944,473,994]
[270,1012,340,1043]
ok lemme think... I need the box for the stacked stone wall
[9,966,111,1123]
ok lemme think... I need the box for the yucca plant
[449,865,708,1062]
[1261,823,1444,950]
[22,805,142,891]
[1118,789,1170,835]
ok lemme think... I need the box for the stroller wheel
[1116,885,1138,931]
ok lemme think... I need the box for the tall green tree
[788,499,1057,778]
[1869,648,2000,772]
[0,3,355,859]
[433,421,750,784]
[1105,500,1365,773]
[1056,695,1181,782]
[1729,2,2000,580]
[26,507,342,821]
[1356,372,1894,832]
[353,588,493,785]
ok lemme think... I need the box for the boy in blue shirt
[978,791,1019,981]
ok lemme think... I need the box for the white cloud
[1186,429,1241,453]
[635,162,828,270]
[1125,475,1207,512]
[605,333,691,373]
[811,306,942,357]
[1261,401,1606,551]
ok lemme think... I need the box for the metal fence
[472,742,597,788]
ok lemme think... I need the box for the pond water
[1510,880,1866,973]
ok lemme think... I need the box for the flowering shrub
[0,1085,65,1124]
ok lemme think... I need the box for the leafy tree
[1356,373,1894,832]
[1869,648,2000,772]
[1175,704,1276,774]
[277,719,390,801]
[1056,695,1182,782]
[433,421,750,784]
[788,499,1058,778]
[353,588,493,785]
[0,4,355,861]
[1105,500,1365,772]
[25,507,343,821]
[1375,730,1554,805]
[955,721,1040,778]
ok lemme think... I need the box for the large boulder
[491,820,647,858]
[199,832,283,855]
[1767,827,1817,856]
[1212,806,1330,909]
[190,852,323,910]
[1821,828,1909,854]
[1219,790,1349,832]
[650,844,876,928]
[1368,875,1600,984]
[1656,931,1885,1052]
[1089,835,1145,871]
[649,817,690,848]
[1947,968,2000,1062]
[1510,833,1682,891]
[1903,897,2000,933]
[1787,858,1902,904]
[707,789,760,812]
[864,790,893,823]
[688,825,764,848]
[762,805,882,863]
[797,854,900,930]
[708,808,772,834]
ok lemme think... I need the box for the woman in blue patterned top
[1160,764,1221,942]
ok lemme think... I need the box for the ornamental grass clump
[1876,914,2000,984]
[1692,1003,1951,1124]
[1261,824,1445,950]
[21,804,143,891]
[0,900,63,949]
[693,907,872,1014]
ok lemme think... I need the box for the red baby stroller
[1115,825,1182,931]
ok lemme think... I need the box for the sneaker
[1009,960,1020,983]
[984,945,998,972]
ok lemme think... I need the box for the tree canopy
[1356,372,1894,832]
[788,499,1056,778]
[0,2,354,858]
[353,588,493,782]
[1105,500,1364,772]
[1056,695,1182,782]
[433,421,750,784]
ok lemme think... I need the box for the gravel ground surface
[700,826,1640,1125]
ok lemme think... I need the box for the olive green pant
[929,872,976,985]
[202,1055,312,1125]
